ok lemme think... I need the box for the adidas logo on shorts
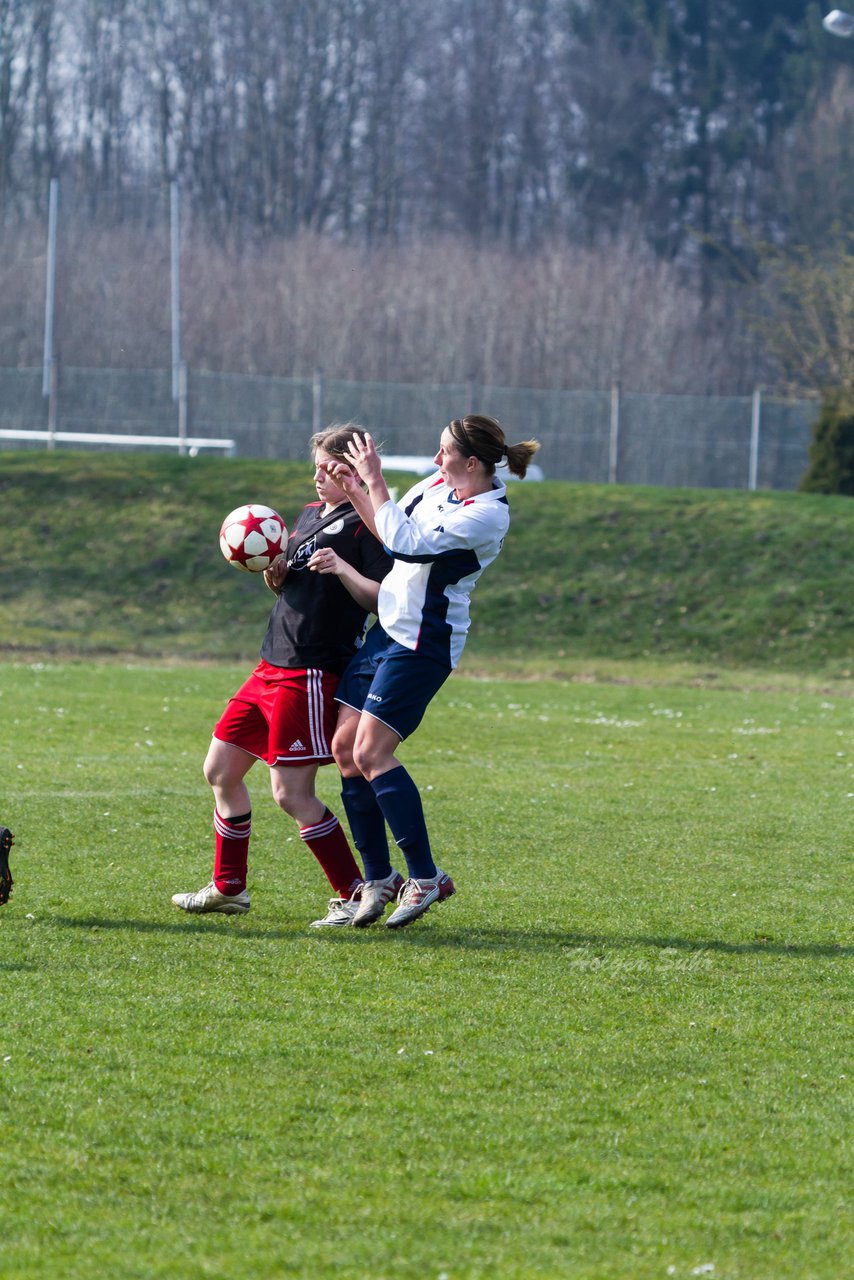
[289,739,306,751]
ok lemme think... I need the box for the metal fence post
[177,361,188,455]
[748,386,761,490]
[43,178,59,449]
[608,380,621,483]
[170,183,182,402]
[47,357,59,450]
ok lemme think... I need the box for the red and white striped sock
[299,807,363,896]
[213,809,251,895]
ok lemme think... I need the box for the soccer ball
[219,504,287,572]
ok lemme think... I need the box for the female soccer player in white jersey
[171,425,390,927]
[328,415,540,928]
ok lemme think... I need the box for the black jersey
[260,501,390,675]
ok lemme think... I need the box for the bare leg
[331,705,362,777]
[269,761,323,825]
[172,738,257,910]
[203,737,256,816]
[350,714,402,781]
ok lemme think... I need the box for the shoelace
[398,878,430,905]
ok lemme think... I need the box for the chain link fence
[0,365,817,491]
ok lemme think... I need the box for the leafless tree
[0,215,772,394]
[0,0,58,218]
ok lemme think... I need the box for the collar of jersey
[445,481,503,505]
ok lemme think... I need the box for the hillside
[1,450,852,678]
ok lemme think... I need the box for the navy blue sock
[370,765,436,880]
[340,774,391,881]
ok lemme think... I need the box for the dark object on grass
[0,827,13,905]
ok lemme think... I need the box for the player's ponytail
[449,414,540,478]
[504,439,541,479]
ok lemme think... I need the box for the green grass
[1,660,851,1279]
[1,450,853,675]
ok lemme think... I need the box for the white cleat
[350,870,405,928]
[172,880,250,915]
[310,893,363,927]
[386,871,455,929]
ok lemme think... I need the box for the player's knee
[203,757,222,789]
[331,730,354,773]
[270,779,289,813]
[352,739,382,779]
[204,755,245,794]
[270,777,298,817]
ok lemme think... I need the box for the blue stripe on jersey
[380,491,428,559]
[414,547,481,664]
[390,547,459,564]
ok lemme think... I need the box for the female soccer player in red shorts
[172,424,390,927]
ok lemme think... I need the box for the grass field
[1,658,851,1279]
[2,450,854,675]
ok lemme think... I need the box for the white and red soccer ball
[219,504,287,572]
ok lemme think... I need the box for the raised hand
[344,432,383,487]
[323,460,361,496]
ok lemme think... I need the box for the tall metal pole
[170,182,182,402]
[43,178,59,449]
[748,386,761,491]
[170,182,188,454]
[608,380,621,483]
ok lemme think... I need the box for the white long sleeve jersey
[374,472,510,668]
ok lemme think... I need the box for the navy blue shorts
[335,622,452,741]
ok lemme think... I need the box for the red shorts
[213,659,340,767]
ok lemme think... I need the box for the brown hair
[309,422,373,467]
[448,414,540,478]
